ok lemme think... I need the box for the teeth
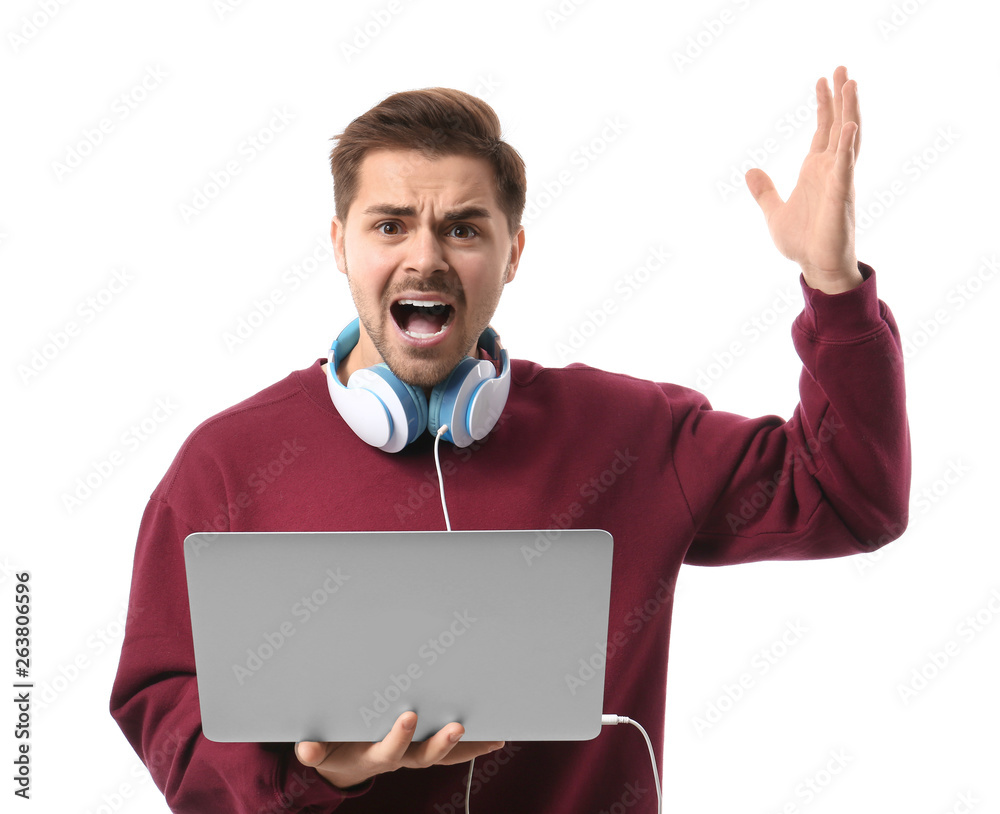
[404,327,446,339]
[397,299,446,308]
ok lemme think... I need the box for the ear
[330,217,347,276]
[504,227,525,284]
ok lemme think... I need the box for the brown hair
[329,88,526,238]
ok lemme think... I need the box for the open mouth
[390,299,455,339]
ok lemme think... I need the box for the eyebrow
[361,204,492,221]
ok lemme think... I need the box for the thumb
[745,168,783,220]
[295,741,331,767]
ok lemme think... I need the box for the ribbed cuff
[795,262,884,342]
[273,763,376,810]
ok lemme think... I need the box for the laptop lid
[183,529,614,743]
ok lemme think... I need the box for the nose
[403,227,449,277]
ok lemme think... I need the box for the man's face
[331,149,524,390]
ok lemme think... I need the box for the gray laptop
[183,529,614,743]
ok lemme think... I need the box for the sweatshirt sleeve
[678,263,911,565]
[109,495,374,812]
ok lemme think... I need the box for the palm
[745,66,862,293]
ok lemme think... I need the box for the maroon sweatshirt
[111,265,909,813]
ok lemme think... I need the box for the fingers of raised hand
[814,67,860,157]
[845,78,861,159]
[829,65,848,149]
[810,75,834,154]
[834,119,859,186]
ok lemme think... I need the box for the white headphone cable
[433,424,452,533]
[434,426,662,814]
[601,714,663,813]
[433,426,475,812]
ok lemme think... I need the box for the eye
[376,221,403,236]
[448,224,478,239]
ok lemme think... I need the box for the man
[111,67,910,812]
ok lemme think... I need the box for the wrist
[799,261,864,295]
[794,262,882,341]
[317,767,372,791]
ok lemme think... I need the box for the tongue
[404,310,445,335]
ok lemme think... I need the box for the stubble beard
[346,260,509,390]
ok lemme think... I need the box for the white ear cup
[430,359,498,448]
[341,366,426,453]
[467,364,511,441]
[329,367,394,449]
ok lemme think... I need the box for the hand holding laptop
[295,710,504,789]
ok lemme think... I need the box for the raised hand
[745,65,864,294]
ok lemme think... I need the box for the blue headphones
[325,318,511,452]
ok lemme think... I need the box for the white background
[3,0,998,811]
